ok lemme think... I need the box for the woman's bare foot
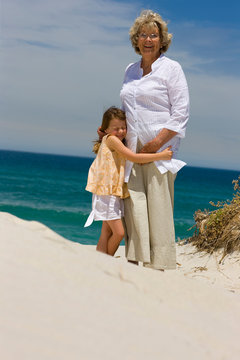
[128,260,139,265]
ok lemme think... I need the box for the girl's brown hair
[93,106,126,154]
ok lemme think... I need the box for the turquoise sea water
[0,149,239,245]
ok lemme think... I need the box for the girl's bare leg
[96,221,112,254]
[106,219,125,256]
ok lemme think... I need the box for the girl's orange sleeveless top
[85,135,129,199]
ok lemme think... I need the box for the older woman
[120,10,189,269]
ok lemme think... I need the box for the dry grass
[187,176,240,262]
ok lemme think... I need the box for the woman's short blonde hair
[129,10,172,55]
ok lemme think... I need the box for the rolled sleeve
[165,63,189,138]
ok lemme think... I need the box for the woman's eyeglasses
[139,33,159,39]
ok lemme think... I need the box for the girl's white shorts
[84,194,124,227]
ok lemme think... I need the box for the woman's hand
[160,146,173,160]
[139,129,178,154]
[97,127,106,141]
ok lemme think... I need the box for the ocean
[0,149,239,245]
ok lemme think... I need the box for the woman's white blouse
[120,54,189,182]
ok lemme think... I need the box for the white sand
[1,211,240,360]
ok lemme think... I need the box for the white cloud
[1,0,139,155]
[168,21,240,76]
[179,73,240,170]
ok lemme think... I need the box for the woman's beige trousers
[123,161,177,270]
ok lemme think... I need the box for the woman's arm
[140,63,189,154]
[140,128,177,153]
[106,136,172,163]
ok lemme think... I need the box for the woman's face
[137,25,161,59]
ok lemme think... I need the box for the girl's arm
[106,136,173,163]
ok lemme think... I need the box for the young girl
[84,106,173,256]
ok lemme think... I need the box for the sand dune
[1,211,240,360]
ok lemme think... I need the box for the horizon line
[0,147,239,173]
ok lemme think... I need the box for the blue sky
[1,0,240,170]
[143,0,240,24]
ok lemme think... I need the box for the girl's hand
[160,146,173,160]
